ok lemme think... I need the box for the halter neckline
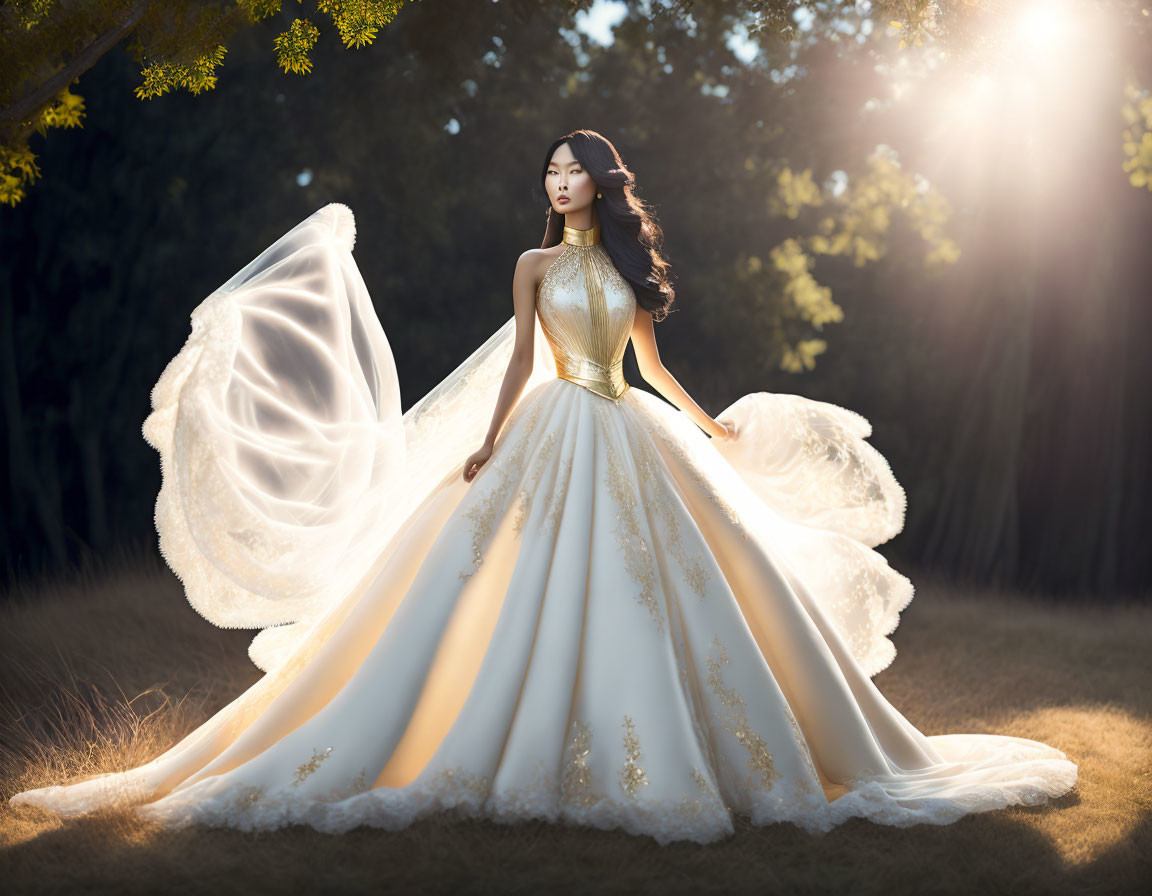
[562,222,601,246]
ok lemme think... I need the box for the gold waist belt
[553,354,630,402]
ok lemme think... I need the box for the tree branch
[0,0,152,129]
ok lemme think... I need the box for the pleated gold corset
[536,223,637,403]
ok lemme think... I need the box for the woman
[9,129,1076,845]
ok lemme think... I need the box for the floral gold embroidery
[654,428,748,541]
[562,719,598,807]
[781,698,820,789]
[705,637,782,792]
[683,563,711,597]
[512,430,559,537]
[293,746,333,786]
[671,795,705,820]
[674,645,727,790]
[431,765,491,799]
[657,507,711,599]
[692,767,718,798]
[633,433,713,600]
[235,784,264,809]
[536,244,579,302]
[543,454,573,535]
[459,401,545,581]
[512,488,530,535]
[673,766,728,820]
[596,407,663,632]
[543,429,559,453]
[528,430,559,520]
[619,715,650,798]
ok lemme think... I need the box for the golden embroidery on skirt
[512,430,558,536]
[692,766,720,799]
[512,488,530,535]
[619,715,650,798]
[543,453,574,535]
[459,401,545,582]
[634,433,713,600]
[652,427,748,541]
[781,698,821,790]
[705,637,782,792]
[562,718,599,808]
[430,765,491,799]
[672,632,728,789]
[293,746,334,786]
[235,784,264,809]
[595,406,663,632]
[672,766,729,821]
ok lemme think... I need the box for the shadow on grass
[1,552,1149,894]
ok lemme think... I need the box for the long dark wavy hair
[538,129,675,321]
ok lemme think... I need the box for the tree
[15,0,1127,207]
[1,0,423,205]
[2,0,1149,596]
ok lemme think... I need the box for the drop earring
[597,192,602,199]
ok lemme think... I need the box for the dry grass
[1,552,1149,895]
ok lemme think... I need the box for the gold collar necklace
[562,222,601,246]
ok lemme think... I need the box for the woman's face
[545,142,596,215]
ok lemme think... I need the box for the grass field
[1,551,1149,894]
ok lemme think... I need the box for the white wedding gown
[9,204,1076,845]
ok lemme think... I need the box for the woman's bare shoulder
[517,246,565,290]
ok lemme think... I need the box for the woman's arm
[462,251,541,482]
[629,307,734,440]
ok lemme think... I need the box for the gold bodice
[536,223,636,403]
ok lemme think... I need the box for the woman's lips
[558,197,570,204]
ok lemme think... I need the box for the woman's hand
[712,418,738,441]
[462,442,494,483]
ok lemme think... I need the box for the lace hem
[11,751,1077,847]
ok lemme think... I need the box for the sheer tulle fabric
[9,204,1076,844]
[140,204,558,669]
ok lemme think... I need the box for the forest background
[2,0,1150,601]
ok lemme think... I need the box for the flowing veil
[144,203,557,671]
[145,203,910,675]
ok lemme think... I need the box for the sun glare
[1014,1,1073,57]
[917,0,1110,172]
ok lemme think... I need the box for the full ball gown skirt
[9,205,1077,845]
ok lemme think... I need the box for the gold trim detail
[562,718,599,807]
[554,357,630,403]
[633,433,713,600]
[459,401,545,582]
[562,222,601,246]
[293,746,334,786]
[537,234,633,404]
[595,406,664,632]
[705,637,782,792]
[235,785,264,809]
[430,766,491,799]
[619,715,650,798]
